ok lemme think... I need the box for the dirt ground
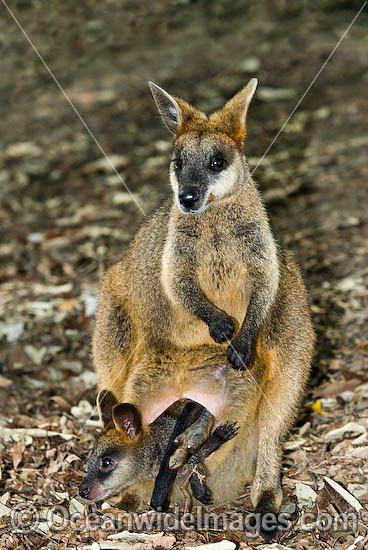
[0,1,368,549]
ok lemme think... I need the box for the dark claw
[213,422,239,442]
[209,317,235,344]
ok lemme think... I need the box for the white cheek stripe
[208,164,238,200]
[169,162,239,209]
[169,166,179,193]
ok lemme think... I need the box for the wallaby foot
[169,409,214,469]
[254,488,284,542]
[208,315,235,344]
[150,402,203,511]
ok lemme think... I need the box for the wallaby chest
[196,225,250,325]
[162,214,253,339]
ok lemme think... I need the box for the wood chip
[324,476,363,512]
[186,541,236,550]
[325,422,366,441]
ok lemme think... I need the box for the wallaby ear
[97,389,118,428]
[210,78,258,147]
[112,403,142,441]
[149,81,183,134]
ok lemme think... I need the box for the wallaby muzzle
[79,479,106,501]
[178,187,202,212]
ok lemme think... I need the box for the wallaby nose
[179,189,200,210]
[79,486,90,499]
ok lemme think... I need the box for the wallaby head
[149,78,258,214]
[79,390,145,501]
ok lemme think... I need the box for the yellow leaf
[312,400,332,416]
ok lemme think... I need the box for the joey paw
[226,341,253,370]
[171,411,214,468]
[190,476,213,505]
[214,422,239,442]
[209,316,235,344]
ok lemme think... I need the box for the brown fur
[86,79,315,517]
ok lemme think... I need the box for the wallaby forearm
[172,271,235,343]
[241,273,278,337]
[173,273,222,323]
[228,256,279,369]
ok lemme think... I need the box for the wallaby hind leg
[169,409,214,469]
[251,348,308,541]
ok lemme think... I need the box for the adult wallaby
[82,79,314,540]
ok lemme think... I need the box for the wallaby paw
[170,414,213,469]
[226,341,252,370]
[213,422,239,442]
[209,316,235,344]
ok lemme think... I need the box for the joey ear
[112,403,142,441]
[149,81,183,134]
[210,78,258,146]
[97,390,118,428]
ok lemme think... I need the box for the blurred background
[0,1,367,547]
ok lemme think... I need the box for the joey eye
[209,157,226,172]
[99,457,115,471]
[173,158,183,171]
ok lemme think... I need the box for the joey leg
[169,409,214,469]
[195,421,239,460]
[150,402,203,511]
[187,422,239,505]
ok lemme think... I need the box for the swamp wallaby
[82,79,315,539]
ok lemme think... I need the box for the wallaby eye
[209,157,226,172]
[99,457,115,471]
[173,158,183,171]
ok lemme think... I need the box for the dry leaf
[10,442,24,470]
[324,476,363,513]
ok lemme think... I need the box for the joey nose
[79,486,90,499]
[179,189,200,210]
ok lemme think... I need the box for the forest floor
[0,1,367,549]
